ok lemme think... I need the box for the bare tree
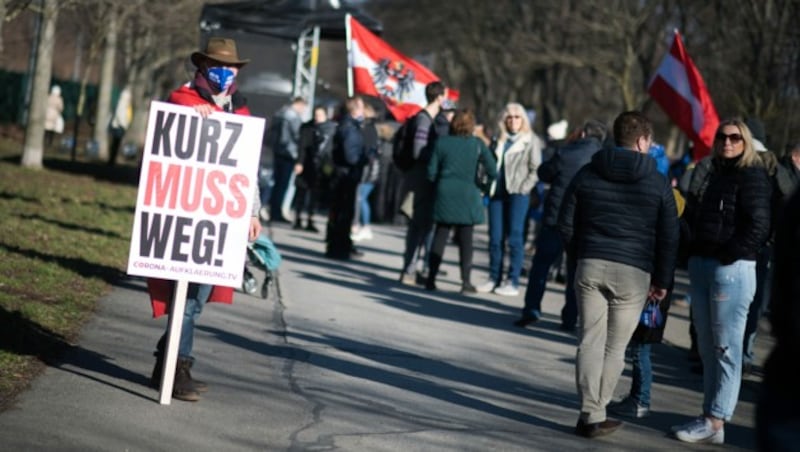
[20,0,58,169]
[0,0,32,56]
[10,0,799,166]
[91,1,119,161]
[112,0,207,156]
[702,0,800,151]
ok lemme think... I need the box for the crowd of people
[263,84,799,445]
[146,37,800,448]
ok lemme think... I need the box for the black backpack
[391,114,418,171]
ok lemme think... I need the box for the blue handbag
[639,298,664,329]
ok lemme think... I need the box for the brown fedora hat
[191,37,250,67]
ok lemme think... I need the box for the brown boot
[184,358,208,393]
[173,358,201,402]
[151,355,208,393]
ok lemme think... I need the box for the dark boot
[305,219,319,233]
[151,337,167,389]
[426,253,442,291]
[150,352,164,389]
[173,358,201,402]
[152,354,207,394]
[184,358,208,393]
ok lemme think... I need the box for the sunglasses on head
[715,132,744,143]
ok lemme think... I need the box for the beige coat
[45,88,64,133]
[490,131,542,196]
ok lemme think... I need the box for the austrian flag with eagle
[348,16,458,123]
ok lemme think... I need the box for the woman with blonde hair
[672,118,771,444]
[476,102,541,296]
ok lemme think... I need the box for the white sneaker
[258,206,270,223]
[351,226,374,242]
[670,416,702,433]
[673,417,724,444]
[475,280,497,293]
[494,282,520,296]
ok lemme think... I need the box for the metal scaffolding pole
[292,26,320,121]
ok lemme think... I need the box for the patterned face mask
[206,67,236,92]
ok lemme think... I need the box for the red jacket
[147,73,250,318]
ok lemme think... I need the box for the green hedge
[0,71,105,124]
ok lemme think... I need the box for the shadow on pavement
[199,324,575,433]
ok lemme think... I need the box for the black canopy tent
[198,0,383,119]
[200,0,383,41]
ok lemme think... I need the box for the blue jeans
[157,283,212,360]
[688,256,756,421]
[487,193,530,287]
[270,157,295,220]
[521,225,577,327]
[357,182,374,226]
[628,341,652,407]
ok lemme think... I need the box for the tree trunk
[21,0,58,169]
[0,0,7,55]
[93,6,119,162]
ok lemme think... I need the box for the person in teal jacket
[424,109,497,293]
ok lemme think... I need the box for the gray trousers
[574,258,650,424]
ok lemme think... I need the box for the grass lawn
[0,137,140,411]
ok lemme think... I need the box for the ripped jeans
[688,256,756,421]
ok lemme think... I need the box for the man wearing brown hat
[147,37,262,402]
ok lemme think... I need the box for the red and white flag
[648,30,719,160]
[348,16,458,123]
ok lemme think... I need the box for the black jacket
[332,114,367,181]
[539,137,603,227]
[296,120,336,187]
[684,156,771,263]
[763,186,800,398]
[558,147,679,288]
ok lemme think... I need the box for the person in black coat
[325,96,368,260]
[293,106,336,232]
[559,111,679,439]
[672,118,771,445]
[514,119,607,330]
[757,182,800,450]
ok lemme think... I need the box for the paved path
[0,217,770,451]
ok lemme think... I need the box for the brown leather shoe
[574,418,623,438]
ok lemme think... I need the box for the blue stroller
[242,234,281,299]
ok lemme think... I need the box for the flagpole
[345,13,353,97]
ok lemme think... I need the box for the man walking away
[559,111,679,438]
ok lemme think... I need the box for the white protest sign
[127,101,265,287]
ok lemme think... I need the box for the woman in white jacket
[476,102,541,296]
[44,85,64,148]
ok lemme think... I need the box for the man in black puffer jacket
[326,96,368,260]
[559,111,679,439]
[515,119,607,330]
